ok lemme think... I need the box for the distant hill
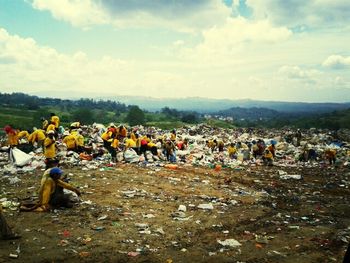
[215,107,282,121]
[109,96,350,114]
[30,91,350,114]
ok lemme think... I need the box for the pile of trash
[1,124,349,176]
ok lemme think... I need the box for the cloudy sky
[0,0,349,102]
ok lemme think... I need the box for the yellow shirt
[8,131,19,146]
[46,124,56,134]
[51,115,60,128]
[75,134,84,147]
[101,131,112,141]
[42,120,48,130]
[63,135,77,149]
[17,130,29,139]
[38,176,78,211]
[28,129,46,144]
[118,127,127,137]
[44,137,56,158]
[125,138,136,149]
[228,146,237,156]
[130,132,136,142]
[111,138,119,148]
[147,142,156,148]
[264,150,273,159]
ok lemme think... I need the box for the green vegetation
[1,92,349,131]
[0,93,203,130]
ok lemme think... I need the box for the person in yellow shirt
[28,128,46,149]
[262,149,273,166]
[117,125,127,141]
[124,134,137,152]
[147,139,158,156]
[20,168,81,212]
[170,129,177,142]
[0,204,21,240]
[41,117,49,130]
[217,140,224,152]
[228,143,237,159]
[44,130,57,168]
[130,129,137,142]
[324,148,336,165]
[46,121,56,135]
[17,130,29,140]
[75,129,85,152]
[62,132,77,151]
[4,125,18,147]
[50,113,60,129]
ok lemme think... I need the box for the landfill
[0,124,350,262]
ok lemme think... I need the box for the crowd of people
[2,113,342,171]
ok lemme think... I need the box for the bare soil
[1,163,349,263]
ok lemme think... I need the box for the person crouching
[20,168,81,212]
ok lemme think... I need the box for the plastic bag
[10,147,32,167]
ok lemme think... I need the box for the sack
[124,149,139,163]
[10,147,32,167]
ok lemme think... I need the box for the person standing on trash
[0,204,21,240]
[295,129,302,147]
[164,138,176,162]
[262,148,274,166]
[268,141,276,158]
[101,124,118,161]
[50,113,60,131]
[46,121,56,135]
[20,167,81,212]
[324,148,336,165]
[170,129,177,143]
[41,117,48,130]
[117,125,127,141]
[228,142,237,159]
[217,140,224,152]
[4,125,18,147]
[75,129,85,153]
[44,130,57,169]
[251,140,259,159]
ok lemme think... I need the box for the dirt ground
[1,163,349,263]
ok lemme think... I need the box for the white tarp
[10,148,32,167]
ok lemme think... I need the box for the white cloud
[31,0,108,28]
[180,17,292,65]
[245,0,350,28]
[30,0,230,31]
[278,65,321,80]
[322,55,350,69]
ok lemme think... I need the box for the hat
[109,123,116,128]
[50,167,63,176]
[63,131,69,136]
[47,130,55,134]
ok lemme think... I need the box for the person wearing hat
[0,204,21,240]
[20,167,81,212]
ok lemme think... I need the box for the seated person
[20,168,81,212]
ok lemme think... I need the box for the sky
[0,0,349,102]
